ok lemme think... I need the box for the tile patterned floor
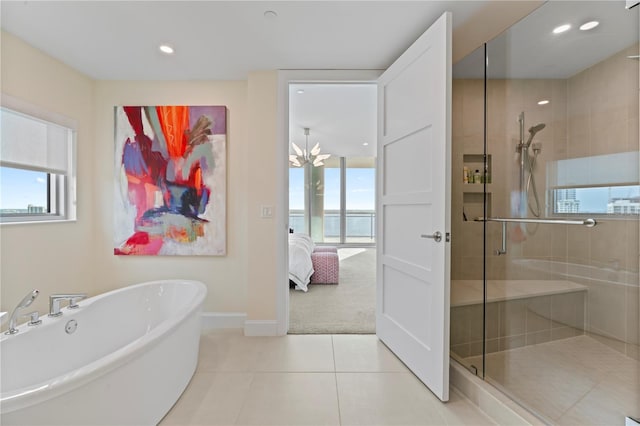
[465,335,640,425]
[160,331,496,426]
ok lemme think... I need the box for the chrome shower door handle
[421,231,442,242]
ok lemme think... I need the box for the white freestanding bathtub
[0,279,206,425]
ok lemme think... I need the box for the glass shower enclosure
[451,1,639,424]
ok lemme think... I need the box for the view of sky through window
[289,167,375,211]
[0,166,48,212]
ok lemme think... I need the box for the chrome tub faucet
[5,289,40,335]
[49,293,87,317]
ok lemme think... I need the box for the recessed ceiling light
[363,142,369,146]
[552,24,571,34]
[159,44,174,54]
[579,21,599,31]
[538,100,550,105]
[296,89,305,94]
[264,10,278,19]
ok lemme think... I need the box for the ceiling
[1,0,491,160]
[1,1,487,81]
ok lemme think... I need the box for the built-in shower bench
[450,280,587,359]
[451,279,587,307]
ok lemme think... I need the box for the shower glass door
[450,43,487,372]
[482,1,639,424]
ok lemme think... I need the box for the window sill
[0,218,77,226]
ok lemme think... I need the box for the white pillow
[289,233,315,254]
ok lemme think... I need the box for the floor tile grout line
[553,374,606,422]
[332,335,344,426]
[232,371,256,425]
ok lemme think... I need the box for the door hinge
[445,232,451,242]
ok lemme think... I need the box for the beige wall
[0,31,96,316]
[93,80,250,313]
[1,31,281,317]
[246,71,279,321]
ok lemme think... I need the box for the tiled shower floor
[465,335,639,425]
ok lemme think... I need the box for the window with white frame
[0,107,76,223]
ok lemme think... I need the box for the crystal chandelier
[289,127,330,167]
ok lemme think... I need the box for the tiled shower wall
[451,42,639,359]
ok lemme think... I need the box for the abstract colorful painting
[114,105,226,256]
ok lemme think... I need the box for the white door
[376,12,452,401]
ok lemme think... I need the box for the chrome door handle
[421,231,442,242]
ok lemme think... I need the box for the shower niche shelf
[462,184,492,193]
[462,192,491,222]
[462,153,492,187]
[461,153,492,221]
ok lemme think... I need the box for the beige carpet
[289,248,376,334]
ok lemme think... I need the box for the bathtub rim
[0,279,207,414]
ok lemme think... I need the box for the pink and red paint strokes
[114,106,226,256]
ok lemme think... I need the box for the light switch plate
[260,205,273,218]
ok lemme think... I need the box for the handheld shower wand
[6,289,39,334]
[516,113,545,218]
[525,123,545,217]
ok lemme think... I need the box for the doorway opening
[286,82,377,334]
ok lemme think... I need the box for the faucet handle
[68,294,87,309]
[49,293,88,316]
[25,311,42,326]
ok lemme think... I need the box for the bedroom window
[289,167,305,233]
[289,156,375,245]
[345,157,375,244]
[322,159,341,243]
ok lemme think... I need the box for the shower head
[525,123,546,147]
[529,123,546,135]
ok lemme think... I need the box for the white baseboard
[200,313,279,336]
[201,312,246,332]
[244,320,279,336]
